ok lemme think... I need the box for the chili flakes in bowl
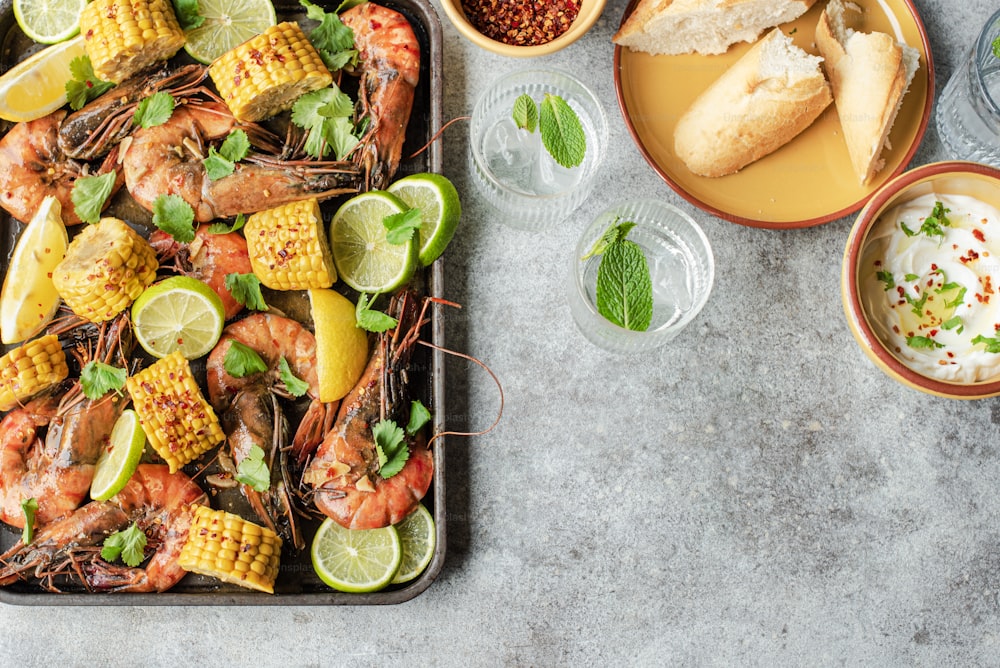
[461,0,581,47]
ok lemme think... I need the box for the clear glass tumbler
[469,68,608,231]
[936,8,1000,166]
[568,199,715,354]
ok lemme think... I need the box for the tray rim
[0,0,447,606]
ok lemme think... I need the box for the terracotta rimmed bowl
[842,161,1000,399]
[439,0,606,57]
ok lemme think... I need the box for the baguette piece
[613,0,817,56]
[673,29,832,178]
[816,0,920,184]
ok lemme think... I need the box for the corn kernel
[178,506,282,594]
[80,0,186,83]
[245,199,337,290]
[0,335,69,411]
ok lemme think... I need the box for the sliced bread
[815,0,920,184]
[613,0,818,56]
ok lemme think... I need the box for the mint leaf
[224,273,268,311]
[356,292,398,332]
[223,340,268,377]
[383,208,422,245]
[994,35,1000,59]
[65,56,115,111]
[235,444,270,492]
[583,218,635,259]
[152,194,195,242]
[101,523,147,567]
[171,0,205,29]
[80,361,126,400]
[71,172,116,224]
[20,498,37,545]
[278,357,310,397]
[373,419,408,479]
[406,400,430,435]
[512,94,538,132]
[133,92,175,128]
[972,334,1000,353]
[594,226,653,332]
[539,93,586,168]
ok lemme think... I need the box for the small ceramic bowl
[439,0,606,57]
[842,161,1000,398]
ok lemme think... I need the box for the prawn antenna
[406,116,471,161]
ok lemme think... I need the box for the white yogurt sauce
[861,192,1000,383]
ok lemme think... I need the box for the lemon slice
[14,0,85,44]
[310,518,402,593]
[387,173,462,266]
[390,503,436,584]
[131,276,226,360]
[90,409,146,502]
[0,196,68,344]
[308,288,368,402]
[182,0,277,65]
[0,34,85,122]
[329,191,419,294]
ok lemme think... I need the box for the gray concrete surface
[3,0,1000,665]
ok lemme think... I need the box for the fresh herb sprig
[80,361,127,400]
[512,92,586,168]
[224,272,268,311]
[290,86,360,160]
[235,444,270,492]
[900,201,951,238]
[102,523,147,567]
[71,172,117,224]
[65,56,115,111]
[583,218,653,332]
[20,498,37,545]
[203,129,250,180]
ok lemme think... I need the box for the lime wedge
[390,503,436,584]
[329,191,419,294]
[90,409,146,502]
[0,34,85,122]
[13,0,84,44]
[0,196,68,344]
[387,173,462,266]
[182,0,277,65]
[308,289,368,403]
[310,518,402,593]
[131,276,226,360]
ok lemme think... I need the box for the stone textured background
[3,0,999,665]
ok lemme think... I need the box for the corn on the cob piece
[52,217,158,324]
[209,22,333,122]
[244,199,337,290]
[126,351,225,473]
[0,334,69,411]
[79,0,186,83]
[178,505,282,594]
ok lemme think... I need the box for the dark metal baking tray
[0,0,446,605]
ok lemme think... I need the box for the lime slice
[329,191,419,294]
[390,503,436,584]
[308,289,368,403]
[0,196,68,344]
[13,0,84,44]
[310,518,402,593]
[90,409,146,502]
[131,276,226,360]
[387,173,462,266]
[0,34,85,122]
[182,0,277,65]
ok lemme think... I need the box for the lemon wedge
[308,288,369,402]
[0,196,69,344]
[0,35,85,122]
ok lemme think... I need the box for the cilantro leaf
[235,444,270,492]
[904,273,920,282]
[373,419,408,479]
[132,92,175,128]
[223,340,268,377]
[278,357,310,397]
[383,208,422,245]
[972,334,1000,353]
[906,335,944,350]
[101,523,147,567]
[942,316,963,332]
[538,93,586,168]
[291,86,359,159]
[904,290,929,317]
[512,94,538,132]
[595,228,653,332]
[208,213,246,234]
[356,292,398,332]
[80,361,127,400]
[876,270,895,290]
[406,399,430,435]
[944,286,967,309]
[71,172,116,224]
[65,56,115,111]
[21,498,37,545]
[900,221,917,237]
[224,273,268,311]
[203,147,236,181]
[152,194,195,243]
[171,0,205,30]
[219,129,250,162]
[300,0,357,69]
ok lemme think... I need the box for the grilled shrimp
[122,102,361,223]
[0,110,122,225]
[303,290,433,530]
[206,314,336,549]
[341,2,420,190]
[0,465,207,592]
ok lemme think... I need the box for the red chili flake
[930,329,939,337]
[461,0,580,46]
[947,351,955,358]
[931,263,938,270]
[974,228,986,242]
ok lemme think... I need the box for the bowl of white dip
[843,161,1000,398]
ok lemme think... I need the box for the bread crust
[673,29,833,178]
[815,0,918,184]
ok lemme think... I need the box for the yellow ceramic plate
[614,0,934,228]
